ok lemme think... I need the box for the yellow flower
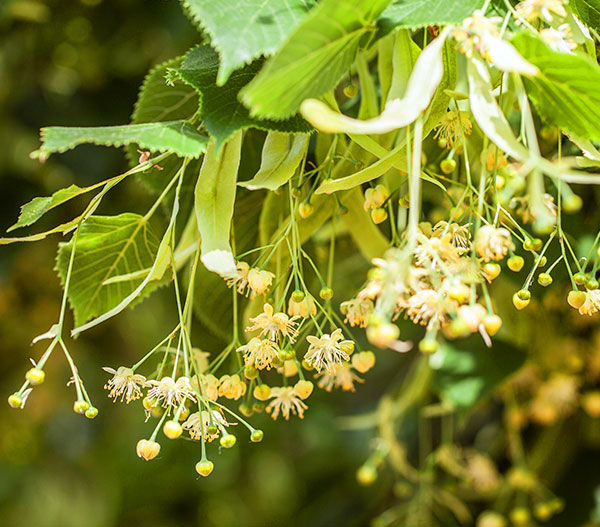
[103,366,147,403]
[218,374,247,400]
[515,0,567,22]
[266,386,308,420]
[192,374,219,401]
[305,328,353,373]
[146,376,196,409]
[246,303,299,342]
[406,289,444,326]
[316,362,362,392]
[237,337,280,370]
[433,111,472,147]
[475,225,514,262]
[578,290,600,316]
[432,221,471,251]
[227,261,250,294]
[288,295,317,318]
[340,298,373,328]
[248,268,275,296]
[182,410,229,441]
[363,185,389,211]
[352,351,376,373]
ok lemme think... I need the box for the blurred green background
[2,2,600,527]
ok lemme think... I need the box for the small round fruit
[585,277,599,290]
[8,393,22,409]
[163,420,182,439]
[319,287,333,300]
[507,255,524,272]
[220,434,237,448]
[440,158,456,174]
[73,401,90,414]
[195,460,214,477]
[250,429,264,443]
[25,367,45,386]
[344,84,358,98]
[537,273,552,287]
[574,272,586,285]
[567,290,586,309]
[513,292,530,310]
[483,262,501,280]
[85,407,99,419]
[483,314,502,336]
[291,289,305,302]
[371,208,388,224]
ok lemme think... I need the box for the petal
[482,34,539,75]
[300,29,450,135]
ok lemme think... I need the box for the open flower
[340,298,373,328]
[316,362,363,392]
[246,303,299,342]
[237,337,280,370]
[434,111,473,147]
[475,225,514,261]
[146,376,196,409]
[266,386,308,420]
[192,373,219,401]
[103,366,147,403]
[218,374,247,400]
[579,290,600,316]
[515,0,567,23]
[304,329,354,373]
[182,409,229,441]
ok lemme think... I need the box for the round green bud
[509,507,530,526]
[437,138,448,149]
[195,460,214,477]
[279,348,296,361]
[356,464,377,486]
[507,255,525,272]
[25,367,45,386]
[533,502,553,521]
[532,238,543,251]
[73,401,90,414]
[8,393,22,409]
[244,366,259,380]
[538,255,547,267]
[585,277,599,290]
[319,287,333,300]
[418,339,438,354]
[440,158,456,174]
[343,84,358,98]
[517,289,531,301]
[220,434,237,448]
[574,272,586,285]
[85,407,99,419]
[250,429,264,443]
[238,403,254,417]
[562,194,582,213]
[206,424,219,436]
[298,202,314,219]
[537,273,552,287]
[523,239,534,251]
[483,262,501,280]
[291,290,305,302]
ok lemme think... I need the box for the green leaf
[570,0,600,31]
[195,132,243,277]
[378,0,484,33]
[174,46,311,148]
[181,0,314,85]
[512,33,600,142]
[37,121,209,160]
[239,132,308,191]
[430,337,526,409]
[240,0,393,119]
[56,213,161,327]
[8,184,91,232]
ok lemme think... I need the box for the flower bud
[482,262,501,281]
[195,460,214,477]
[370,208,388,224]
[513,293,530,310]
[537,273,552,287]
[483,314,502,336]
[294,380,314,399]
[8,393,23,409]
[73,401,90,414]
[356,464,377,486]
[352,351,376,373]
[253,384,271,401]
[367,322,400,348]
[163,420,183,439]
[25,367,45,386]
[250,429,264,443]
[85,407,99,419]
[136,439,160,461]
[507,255,524,272]
[319,287,333,300]
[220,434,237,448]
[440,158,456,174]
[298,202,314,219]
